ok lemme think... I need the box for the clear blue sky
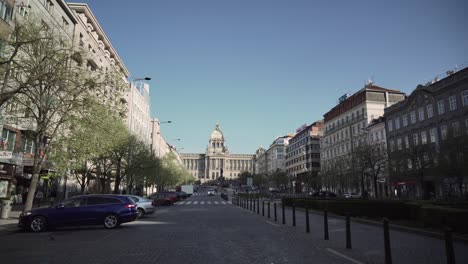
[72,0,467,154]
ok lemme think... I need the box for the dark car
[175,191,189,200]
[148,193,177,205]
[309,191,337,198]
[18,194,138,232]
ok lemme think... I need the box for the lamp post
[153,121,172,158]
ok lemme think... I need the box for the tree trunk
[24,139,44,212]
[113,157,122,194]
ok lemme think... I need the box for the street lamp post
[153,121,172,158]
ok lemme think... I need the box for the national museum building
[180,123,254,183]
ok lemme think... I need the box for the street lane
[0,193,372,264]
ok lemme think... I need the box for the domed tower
[206,122,227,154]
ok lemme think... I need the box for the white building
[320,84,405,194]
[126,81,151,145]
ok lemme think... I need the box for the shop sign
[0,151,13,160]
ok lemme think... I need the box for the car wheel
[103,214,119,229]
[137,208,145,218]
[30,216,47,232]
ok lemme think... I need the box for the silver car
[127,195,155,218]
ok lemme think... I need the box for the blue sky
[73,0,467,154]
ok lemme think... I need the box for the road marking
[214,201,219,204]
[194,201,198,204]
[186,201,192,204]
[221,202,226,204]
[207,201,211,204]
[178,201,185,205]
[201,201,205,204]
[325,248,364,264]
[266,220,281,227]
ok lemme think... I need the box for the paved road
[1,194,466,264]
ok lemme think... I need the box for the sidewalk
[0,204,23,235]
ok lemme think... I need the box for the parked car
[175,191,189,200]
[309,191,337,198]
[126,195,155,218]
[18,194,138,232]
[207,189,215,196]
[148,193,176,206]
[342,192,360,199]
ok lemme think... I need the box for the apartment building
[320,84,405,194]
[286,121,323,193]
[385,67,468,199]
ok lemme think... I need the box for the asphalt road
[0,193,466,264]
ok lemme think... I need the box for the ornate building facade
[180,123,254,183]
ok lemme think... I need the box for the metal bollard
[262,200,265,216]
[346,213,352,249]
[324,210,329,240]
[306,205,310,233]
[383,218,392,264]
[274,203,277,222]
[292,204,296,227]
[257,199,260,214]
[445,227,455,264]
[268,202,271,219]
[282,203,285,225]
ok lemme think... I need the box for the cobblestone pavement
[1,194,467,264]
[235,197,468,264]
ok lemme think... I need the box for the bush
[418,206,468,233]
[282,197,468,233]
[283,198,411,219]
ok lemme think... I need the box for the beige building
[180,123,254,183]
[320,84,405,194]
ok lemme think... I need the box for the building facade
[180,123,254,183]
[320,84,405,194]
[286,121,323,192]
[385,67,468,199]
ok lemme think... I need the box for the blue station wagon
[18,194,138,232]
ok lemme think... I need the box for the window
[387,120,393,132]
[410,111,416,124]
[453,122,460,137]
[418,107,425,121]
[449,96,457,111]
[402,114,408,127]
[407,159,412,169]
[466,119,468,135]
[440,125,447,140]
[427,104,434,118]
[463,90,468,107]
[395,117,400,129]
[404,136,409,149]
[62,198,85,208]
[421,131,427,144]
[389,140,395,152]
[87,197,121,205]
[438,100,445,115]
[1,129,16,151]
[397,138,402,150]
[0,0,14,23]
[429,128,436,143]
[22,139,35,154]
[413,133,419,146]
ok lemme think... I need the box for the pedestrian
[35,190,44,207]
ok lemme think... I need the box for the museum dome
[210,123,224,140]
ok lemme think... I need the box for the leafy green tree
[271,169,288,188]
[4,18,126,211]
[51,103,128,194]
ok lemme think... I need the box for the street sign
[0,151,13,159]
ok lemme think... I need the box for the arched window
[212,172,215,179]
[212,143,215,148]
[216,172,219,177]
[217,142,219,148]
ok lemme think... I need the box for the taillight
[125,204,136,208]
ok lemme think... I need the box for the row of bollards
[232,195,456,264]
